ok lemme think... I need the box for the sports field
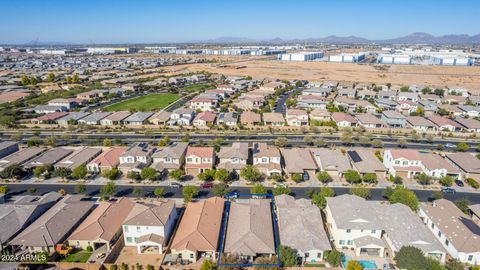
[104,93,180,112]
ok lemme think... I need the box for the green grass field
[104,93,180,112]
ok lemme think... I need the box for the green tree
[183,185,199,203]
[250,184,267,194]
[439,175,454,187]
[53,167,72,180]
[240,165,261,182]
[75,183,86,194]
[72,73,79,83]
[27,187,36,195]
[71,165,88,180]
[311,187,335,209]
[0,116,15,129]
[100,181,117,199]
[347,260,363,270]
[415,173,432,185]
[214,168,230,182]
[394,246,428,270]
[456,142,469,152]
[198,169,216,181]
[371,139,384,148]
[324,250,342,267]
[362,173,377,184]
[0,164,25,179]
[21,75,30,86]
[344,170,362,184]
[200,260,214,270]
[0,185,9,194]
[388,186,419,211]
[434,88,445,96]
[44,136,57,147]
[103,138,112,147]
[316,171,332,184]
[47,72,55,82]
[102,168,121,180]
[140,167,157,181]
[278,245,297,267]
[169,169,184,181]
[291,173,303,183]
[153,187,165,198]
[33,166,45,178]
[274,137,288,147]
[455,198,470,214]
[349,187,371,199]
[213,183,229,197]
[181,133,190,143]
[272,186,291,196]
[127,171,140,181]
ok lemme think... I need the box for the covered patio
[353,236,386,257]
[136,233,164,254]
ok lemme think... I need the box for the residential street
[3,183,480,204]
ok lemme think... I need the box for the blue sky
[1,0,479,44]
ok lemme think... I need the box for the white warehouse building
[377,54,412,65]
[433,56,473,66]
[329,53,366,63]
[280,51,324,61]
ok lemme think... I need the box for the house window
[468,255,473,261]
[445,239,449,246]
[305,253,309,258]
[347,240,353,245]
[124,226,129,232]
[431,223,434,229]
[371,230,376,234]
[137,226,141,233]
[339,240,345,245]
[126,237,133,243]
[317,253,322,258]
[438,231,442,237]
[346,229,351,233]
[190,254,194,259]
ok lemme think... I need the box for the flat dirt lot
[168,58,480,92]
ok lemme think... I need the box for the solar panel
[348,150,363,163]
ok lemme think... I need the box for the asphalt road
[4,184,480,204]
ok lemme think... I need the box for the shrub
[316,171,332,184]
[291,173,303,183]
[324,250,342,267]
[465,178,479,189]
[349,187,371,199]
[439,176,454,187]
[362,173,377,184]
[86,245,93,252]
[344,170,362,184]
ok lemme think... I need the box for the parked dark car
[455,180,464,187]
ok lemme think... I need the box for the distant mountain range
[13,32,480,46]
[197,32,480,45]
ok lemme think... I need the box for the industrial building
[328,53,366,63]
[377,54,412,64]
[279,51,324,61]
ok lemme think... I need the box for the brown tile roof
[171,197,225,252]
[123,199,176,227]
[186,146,214,158]
[90,147,126,168]
[67,198,136,242]
[224,199,275,256]
[420,199,480,253]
